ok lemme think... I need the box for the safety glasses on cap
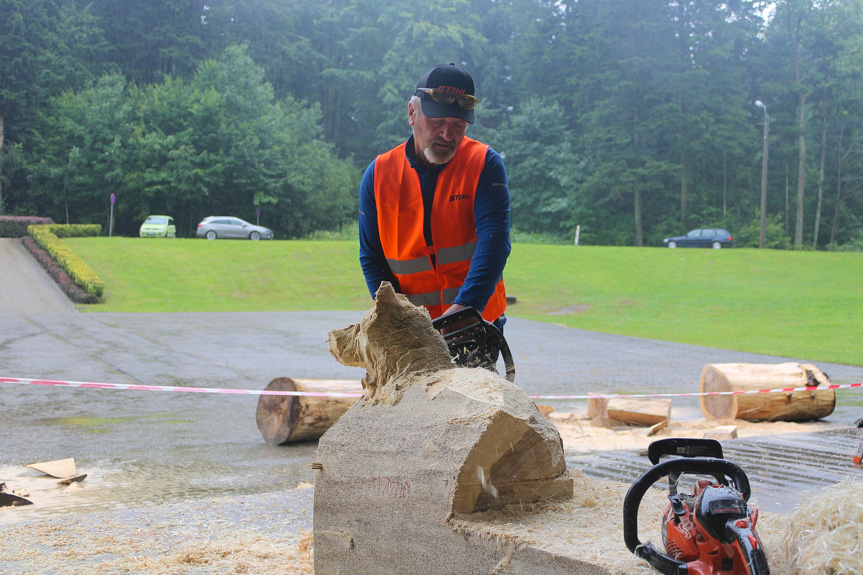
[415,88,478,111]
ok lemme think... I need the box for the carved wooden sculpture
[313,283,592,574]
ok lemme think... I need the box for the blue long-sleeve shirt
[358,134,511,313]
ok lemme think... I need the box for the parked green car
[139,215,176,238]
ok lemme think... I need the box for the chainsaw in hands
[432,308,515,382]
[623,438,770,575]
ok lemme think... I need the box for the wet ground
[2,310,863,524]
[1,237,862,528]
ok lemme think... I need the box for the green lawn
[65,238,863,367]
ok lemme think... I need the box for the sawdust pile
[449,469,666,574]
[449,470,863,575]
[3,475,860,573]
[549,410,848,453]
[0,520,314,574]
[764,479,863,574]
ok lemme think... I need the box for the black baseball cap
[415,63,476,124]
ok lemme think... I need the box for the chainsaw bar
[432,308,515,382]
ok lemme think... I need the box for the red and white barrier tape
[1,376,861,400]
[0,377,362,398]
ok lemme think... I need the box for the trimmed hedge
[19,236,101,304]
[28,224,104,298]
[0,216,55,237]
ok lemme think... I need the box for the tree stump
[313,283,579,574]
[256,377,362,445]
[700,362,835,422]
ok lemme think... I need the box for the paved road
[0,239,78,315]
[2,237,862,527]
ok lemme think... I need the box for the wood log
[700,362,835,422]
[606,397,671,427]
[256,377,362,445]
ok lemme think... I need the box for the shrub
[734,213,791,249]
[19,236,100,304]
[27,225,104,298]
[0,216,55,237]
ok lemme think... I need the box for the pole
[574,225,580,246]
[109,193,116,237]
[756,101,769,249]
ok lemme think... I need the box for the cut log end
[256,377,302,445]
[256,377,363,445]
[700,362,835,422]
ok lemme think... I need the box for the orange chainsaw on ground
[623,438,770,574]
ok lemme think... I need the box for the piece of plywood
[26,457,76,478]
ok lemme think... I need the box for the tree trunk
[0,109,4,213]
[722,151,728,216]
[700,362,835,422]
[830,123,848,245]
[813,99,827,249]
[256,377,362,445]
[785,163,790,235]
[787,3,807,248]
[794,91,807,247]
[680,148,688,226]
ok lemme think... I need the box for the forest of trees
[2,0,862,248]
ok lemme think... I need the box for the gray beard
[424,141,456,165]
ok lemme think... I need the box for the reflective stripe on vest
[373,138,507,322]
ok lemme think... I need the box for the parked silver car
[196,216,274,241]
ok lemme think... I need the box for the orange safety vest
[373,137,507,322]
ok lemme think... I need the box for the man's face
[409,100,468,167]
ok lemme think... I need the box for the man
[359,63,511,329]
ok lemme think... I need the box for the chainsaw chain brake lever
[431,308,516,382]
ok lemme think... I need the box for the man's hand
[438,304,476,335]
[443,303,468,316]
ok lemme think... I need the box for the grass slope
[65,238,863,366]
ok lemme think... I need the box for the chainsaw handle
[726,519,772,575]
[623,457,752,571]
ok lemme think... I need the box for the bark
[255,377,362,445]
[700,362,835,422]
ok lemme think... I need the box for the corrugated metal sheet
[567,427,863,513]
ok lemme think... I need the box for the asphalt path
[2,237,863,526]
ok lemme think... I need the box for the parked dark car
[196,216,273,241]
[663,228,733,249]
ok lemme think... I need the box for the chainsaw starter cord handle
[622,457,752,574]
